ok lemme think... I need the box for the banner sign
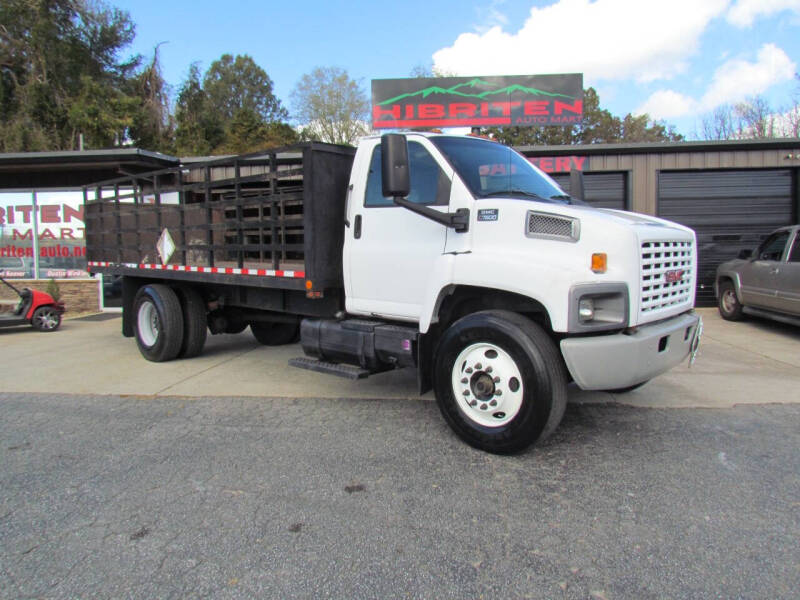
[371,74,583,129]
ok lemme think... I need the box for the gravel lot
[2,392,798,599]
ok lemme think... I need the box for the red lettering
[373,104,401,122]
[524,101,549,116]
[405,104,414,119]
[573,157,586,171]
[480,102,489,117]
[12,229,32,240]
[40,228,56,241]
[41,204,59,223]
[15,205,33,223]
[418,104,445,119]
[538,158,554,172]
[63,204,83,223]
[554,100,582,115]
[449,103,477,118]
[555,157,571,172]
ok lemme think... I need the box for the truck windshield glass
[431,136,571,203]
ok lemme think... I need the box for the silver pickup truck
[716,225,800,326]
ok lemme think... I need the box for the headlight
[569,283,629,332]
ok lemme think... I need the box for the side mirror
[738,249,753,259]
[381,134,409,198]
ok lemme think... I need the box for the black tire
[31,306,61,332]
[176,286,207,358]
[433,310,567,454]
[718,280,744,321]
[605,380,649,394]
[133,284,184,362]
[250,320,300,346]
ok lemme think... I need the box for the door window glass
[365,142,451,207]
[789,233,800,263]
[757,231,789,261]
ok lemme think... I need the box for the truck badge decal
[478,209,499,222]
[664,269,685,283]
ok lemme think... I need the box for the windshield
[431,136,574,204]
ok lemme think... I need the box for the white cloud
[432,0,729,83]
[726,0,800,27]
[636,90,697,119]
[635,44,796,119]
[699,43,796,109]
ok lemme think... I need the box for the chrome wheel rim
[35,308,59,330]
[451,342,524,428]
[137,300,159,347]
[721,289,737,314]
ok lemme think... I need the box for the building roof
[518,137,800,156]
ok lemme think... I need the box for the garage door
[658,169,794,306]
[551,172,627,210]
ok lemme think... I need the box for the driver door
[739,230,790,311]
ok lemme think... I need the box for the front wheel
[433,310,567,454]
[31,306,61,331]
[718,280,744,321]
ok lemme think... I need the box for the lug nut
[485,366,493,373]
[461,378,468,384]
[490,400,497,407]
[470,400,477,407]
[480,403,488,410]
[493,376,500,383]
[494,390,502,397]
[466,367,473,374]
[463,390,470,396]
[475,363,482,370]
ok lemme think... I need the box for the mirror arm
[392,197,469,233]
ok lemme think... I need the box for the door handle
[354,214,362,239]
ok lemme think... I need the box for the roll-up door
[551,172,627,210]
[658,169,793,306]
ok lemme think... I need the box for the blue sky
[114,0,800,138]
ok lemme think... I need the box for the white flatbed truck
[86,133,701,453]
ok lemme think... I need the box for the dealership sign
[371,74,583,129]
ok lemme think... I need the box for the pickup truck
[85,133,701,453]
[716,224,800,326]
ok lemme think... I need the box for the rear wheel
[176,286,207,358]
[433,310,567,454]
[31,306,61,331]
[251,320,300,346]
[718,280,744,321]
[134,284,183,362]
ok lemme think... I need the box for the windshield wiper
[481,189,546,200]
[549,193,587,206]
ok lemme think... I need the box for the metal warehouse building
[520,138,800,305]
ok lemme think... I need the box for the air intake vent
[526,211,579,242]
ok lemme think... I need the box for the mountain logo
[377,78,575,106]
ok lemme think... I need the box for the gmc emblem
[664,269,685,283]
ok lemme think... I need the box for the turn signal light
[591,253,607,273]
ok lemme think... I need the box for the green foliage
[488,88,683,146]
[46,278,61,302]
[291,66,370,145]
[0,0,145,151]
[174,56,294,156]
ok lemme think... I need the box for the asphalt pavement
[1,307,799,598]
[1,393,798,599]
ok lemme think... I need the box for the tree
[203,54,287,124]
[126,44,174,152]
[0,0,142,151]
[174,55,294,155]
[488,88,683,146]
[290,66,370,145]
[698,94,798,140]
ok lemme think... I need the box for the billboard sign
[371,74,583,129]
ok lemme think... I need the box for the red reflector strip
[87,261,305,279]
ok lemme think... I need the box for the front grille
[526,211,579,242]
[640,240,693,315]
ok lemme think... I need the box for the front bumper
[560,311,701,391]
